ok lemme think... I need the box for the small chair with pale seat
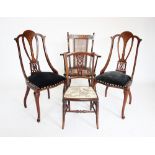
[62,52,100,129]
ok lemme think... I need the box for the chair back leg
[24,86,30,108]
[128,89,132,104]
[105,86,109,97]
[34,90,40,122]
[47,88,50,99]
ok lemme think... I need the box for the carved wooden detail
[100,31,142,79]
[116,60,127,73]
[14,30,63,123]
[97,31,142,120]
[30,61,40,73]
[74,54,85,75]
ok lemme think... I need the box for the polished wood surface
[14,30,65,122]
[62,52,99,129]
[95,31,142,119]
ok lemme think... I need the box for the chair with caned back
[61,32,100,86]
[14,30,66,122]
[95,31,142,119]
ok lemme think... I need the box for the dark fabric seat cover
[95,71,131,87]
[28,72,66,89]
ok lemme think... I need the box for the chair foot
[37,118,40,122]
[96,101,99,129]
[62,100,66,129]
[24,86,30,108]
[122,115,125,119]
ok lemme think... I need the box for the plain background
[0,17,155,137]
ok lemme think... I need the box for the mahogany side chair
[95,31,142,119]
[62,52,100,129]
[14,30,66,122]
[61,32,98,86]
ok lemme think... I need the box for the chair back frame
[100,31,142,79]
[64,52,99,86]
[14,30,58,82]
[67,32,95,68]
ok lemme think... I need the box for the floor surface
[0,80,154,137]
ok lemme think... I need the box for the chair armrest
[86,51,101,58]
[94,52,101,58]
[60,52,69,56]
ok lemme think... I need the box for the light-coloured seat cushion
[64,86,97,99]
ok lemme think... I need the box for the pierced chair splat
[14,30,66,122]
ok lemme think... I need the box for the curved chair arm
[60,52,70,56]
[93,52,101,58]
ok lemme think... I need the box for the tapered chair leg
[105,86,108,97]
[121,88,129,119]
[34,90,40,122]
[128,89,132,104]
[47,88,50,99]
[62,100,66,129]
[24,86,30,108]
[96,101,99,129]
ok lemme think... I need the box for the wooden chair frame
[62,52,100,129]
[14,30,65,122]
[60,32,100,86]
[95,31,142,119]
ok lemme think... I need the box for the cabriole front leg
[128,88,132,105]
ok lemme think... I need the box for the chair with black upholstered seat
[95,31,142,119]
[14,30,66,122]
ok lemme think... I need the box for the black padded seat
[95,71,132,88]
[28,72,66,89]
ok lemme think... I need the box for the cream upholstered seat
[62,52,100,129]
[64,86,97,99]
